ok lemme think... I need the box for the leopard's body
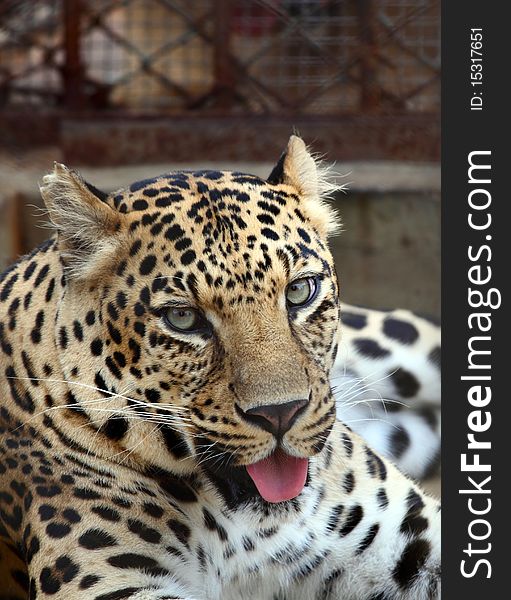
[333,305,441,480]
[0,137,440,599]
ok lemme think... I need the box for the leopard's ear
[40,163,124,279]
[267,135,341,237]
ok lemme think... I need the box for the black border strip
[442,3,507,596]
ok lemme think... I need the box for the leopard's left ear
[267,135,340,237]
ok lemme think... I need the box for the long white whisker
[6,376,188,414]
[340,416,402,431]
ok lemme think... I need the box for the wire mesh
[1,0,440,115]
[0,0,62,106]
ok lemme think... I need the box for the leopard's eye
[286,277,318,308]
[164,307,203,332]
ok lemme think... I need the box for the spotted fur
[334,305,441,479]
[0,136,440,599]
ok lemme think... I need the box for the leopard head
[40,135,342,503]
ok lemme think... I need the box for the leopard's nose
[236,398,309,437]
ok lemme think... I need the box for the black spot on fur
[92,505,121,523]
[78,528,117,550]
[181,249,196,265]
[155,472,198,503]
[90,338,103,356]
[46,522,71,538]
[353,338,390,359]
[132,199,149,211]
[74,487,102,501]
[139,255,156,276]
[79,574,101,589]
[376,488,389,509]
[383,317,419,344]
[129,177,158,192]
[429,345,441,369]
[365,446,387,480]
[390,426,411,459]
[297,227,311,243]
[341,311,367,330]
[340,432,353,457]
[339,505,363,537]
[342,471,355,494]
[416,405,439,431]
[242,536,255,551]
[38,505,56,521]
[257,200,280,216]
[168,518,191,548]
[161,426,190,459]
[35,484,61,498]
[390,368,420,398]
[127,519,161,544]
[107,553,168,578]
[34,264,49,288]
[327,504,344,532]
[103,417,129,441]
[62,508,81,523]
[165,224,185,241]
[400,489,427,536]
[393,538,431,589]
[261,227,280,241]
[356,523,380,554]
[129,240,142,256]
[39,567,61,594]
[203,507,228,542]
[257,213,275,226]
[143,503,164,519]
[30,309,44,343]
[94,587,143,600]
[23,261,37,281]
[55,555,79,582]
[72,320,83,341]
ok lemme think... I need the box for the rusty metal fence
[0,0,440,163]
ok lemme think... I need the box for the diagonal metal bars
[0,0,440,114]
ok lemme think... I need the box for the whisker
[340,416,402,431]
[6,376,189,414]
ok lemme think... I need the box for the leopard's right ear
[267,136,341,237]
[40,163,125,279]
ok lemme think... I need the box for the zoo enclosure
[0,0,440,164]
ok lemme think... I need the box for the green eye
[165,307,202,332]
[286,277,317,307]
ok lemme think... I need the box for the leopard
[0,135,440,599]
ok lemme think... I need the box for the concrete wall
[332,190,440,317]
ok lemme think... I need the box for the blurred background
[0,0,440,318]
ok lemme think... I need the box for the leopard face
[40,136,341,500]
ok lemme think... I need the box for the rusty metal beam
[355,0,382,112]
[211,0,236,108]
[56,113,440,165]
[63,0,85,109]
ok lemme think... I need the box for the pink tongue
[246,449,308,503]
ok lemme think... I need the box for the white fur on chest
[149,481,411,600]
[181,487,330,600]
